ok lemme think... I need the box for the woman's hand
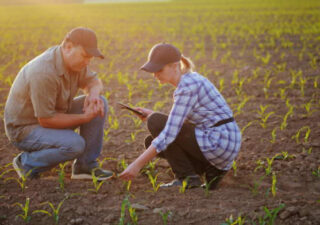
[136,107,154,121]
[119,145,158,181]
[119,161,142,181]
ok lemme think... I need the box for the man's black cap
[140,43,181,73]
[66,27,104,59]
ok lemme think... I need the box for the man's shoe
[13,153,26,178]
[71,166,114,181]
[12,153,39,179]
[160,175,202,189]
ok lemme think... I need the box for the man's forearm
[38,113,90,129]
[84,78,103,96]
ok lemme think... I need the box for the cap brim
[85,47,104,59]
[140,61,164,73]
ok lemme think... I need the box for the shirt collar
[55,45,70,78]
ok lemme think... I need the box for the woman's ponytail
[180,55,195,74]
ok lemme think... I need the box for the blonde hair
[180,55,195,74]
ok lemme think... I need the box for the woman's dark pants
[145,112,227,189]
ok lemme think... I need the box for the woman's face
[153,63,178,84]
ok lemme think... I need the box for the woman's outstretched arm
[119,144,158,180]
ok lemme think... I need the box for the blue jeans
[12,95,108,175]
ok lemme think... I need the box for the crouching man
[4,27,113,180]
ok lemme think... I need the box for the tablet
[117,102,146,117]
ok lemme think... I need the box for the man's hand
[83,95,104,117]
[83,101,101,122]
[136,107,154,121]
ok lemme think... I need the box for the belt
[211,117,234,127]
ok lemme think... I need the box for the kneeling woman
[120,43,241,189]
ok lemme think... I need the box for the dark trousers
[145,112,227,187]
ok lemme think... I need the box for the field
[0,0,320,224]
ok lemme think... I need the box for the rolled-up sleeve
[78,67,98,89]
[152,88,197,152]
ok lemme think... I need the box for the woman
[119,43,241,189]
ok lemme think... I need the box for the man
[4,27,113,180]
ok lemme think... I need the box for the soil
[0,3,320,225]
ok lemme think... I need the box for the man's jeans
[12,95,108,175]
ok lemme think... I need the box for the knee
[144,135,153,149]
[99,95,108,117]
[147,112,167,137]
[68,136,86,156]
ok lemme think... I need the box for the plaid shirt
[152,72,241,170]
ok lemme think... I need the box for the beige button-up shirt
[4,45,98,142]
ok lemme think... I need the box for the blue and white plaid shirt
[152,72,241,170]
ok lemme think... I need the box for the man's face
[63,42,93,72]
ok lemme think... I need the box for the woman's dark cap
[65,27,104,59]
[140,43,181,73]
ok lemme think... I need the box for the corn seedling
[274,151,295,160]
[0,163,13,180]
[263,77,274,99]
[280,105,293,130]
[179,177,189,194]
[88,168,107,193]
[98,157,117,168]
[153,100,166,112]
[232,160,237,177]
[270,127,277,144]
[204,176,218,197]
[118,159,131,192]
[257,104,270,117]
[118,195,138,225]
[259,112,274,129]
[142,159,159,177]
[309,55,318,69]
[235,96,251,116]
[33,198,66,225]
[109,115,119,130]
[314,76,318,88]
[241,121,254,134]
[262,204,285,225]
[302,146,313,154]
[312,167,320,178]
[235,77,246,97]
[219,78,225,93]
[279,88,287,100]
[299,75,307,97]
[221,214,246,225]
[118,196,128,225]
[5,169,33,192]
[301,100,316,117]
[250,204,285,225]
[57,162,68,191]
[103,128,111,142]
[289,69,302,88]
[249,176,265,196]
[146,172,161,193]
[271,172,277,197]
[13,197,31,223]
[265,157,275,176]
[160,210,172,225]
[125,129,144,143]
[291,126,311,144]
[128,204,138,225]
